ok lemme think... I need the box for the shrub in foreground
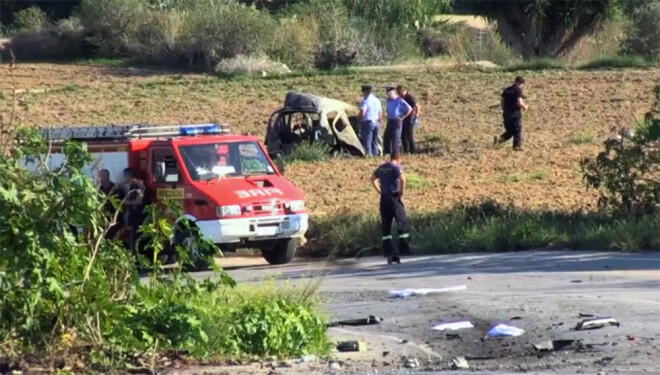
[581,84,660,214]
[0,129,328,370]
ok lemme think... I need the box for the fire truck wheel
[175,231,211,272]
[261,238,297,265]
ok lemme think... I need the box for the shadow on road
[223,251,660,284]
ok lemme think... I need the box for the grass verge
[505,58,568,72]
[579,55,656,70]
[302,201,660,257]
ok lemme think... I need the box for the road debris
[627,335,638,342]
[594,356,614,366]
[403,357,419,369]
[300,355,316,363]
[533,339,579,352]
[328,361,343,371]
[388,285,467,299]
[328,315,384,327]
[576,317,620,331]
[337,341,367,352]
[432,320,474,331]
[487,323,525,338]
[451,356,469,370]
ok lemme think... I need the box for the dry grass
[1,63,657,217]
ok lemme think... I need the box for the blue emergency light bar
[180,124,222,136]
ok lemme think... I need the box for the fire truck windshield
[179,141,276,181]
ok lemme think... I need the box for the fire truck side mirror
[275,153,285,175]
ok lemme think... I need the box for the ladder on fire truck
[40,123,231,142]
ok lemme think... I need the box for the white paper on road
[487,323,525,337]
[388,285,467,299]
[432,320,474,331]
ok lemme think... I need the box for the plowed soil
[2,63,658,216]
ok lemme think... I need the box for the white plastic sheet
[432,320,474,331]
[487,323,525,337]
[388,285,467,299]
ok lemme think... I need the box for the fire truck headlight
[288,200,305,212]
[218,205,242,217]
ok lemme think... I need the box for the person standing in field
[371,151,411,265]
[494,76,528,151]
[359,84,382,156]
[396,85,421,154]
[384,85,412,155]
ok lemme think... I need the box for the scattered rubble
[576,317,620,331]
[388,285,467,299]
[403,357,419,369]
[451,357,469,370]
[533,339,579,352]
[328,361,343,371]
[432,320,474,331]
[328,315,383,327]
[337,341,367,352]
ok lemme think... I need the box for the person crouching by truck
[121,167,145,258]
[98,169,123,240]
[384,85,412,155]
[371,151,411,265]
[359,84,383,156]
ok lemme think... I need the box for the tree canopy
[454,0,614,60]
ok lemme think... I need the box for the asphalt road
[178,251,660,374]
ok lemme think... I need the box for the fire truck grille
[250,201,284,214]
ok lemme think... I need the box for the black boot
[387,255,401,265]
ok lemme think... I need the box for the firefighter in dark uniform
[371,151,411,264]
[495,76,528,151]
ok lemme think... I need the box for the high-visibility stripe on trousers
[380,194,411,257]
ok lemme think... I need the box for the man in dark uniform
[495,76,528,151]
[396,85,421,154]
[384,85,412,155]
[371,151,411,264]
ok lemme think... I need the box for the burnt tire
[174,230,211,272]
[261,238,297,265]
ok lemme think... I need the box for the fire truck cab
[38,124,309,268]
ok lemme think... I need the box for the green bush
[78,0,276,69]
[3,14,87,62]
[505,58,568,72]
[12,6,50,33]
[302,200,660,257]
[579,55,653,70]
[624,1,660,60]
[284,142,330,163]
[0,127,329,367]
[180,0,276,69]
[581,84,660,215]
[343,0,451,31]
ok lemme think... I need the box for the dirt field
[2,63,658,216]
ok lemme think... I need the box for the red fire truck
[39,124,309,269]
